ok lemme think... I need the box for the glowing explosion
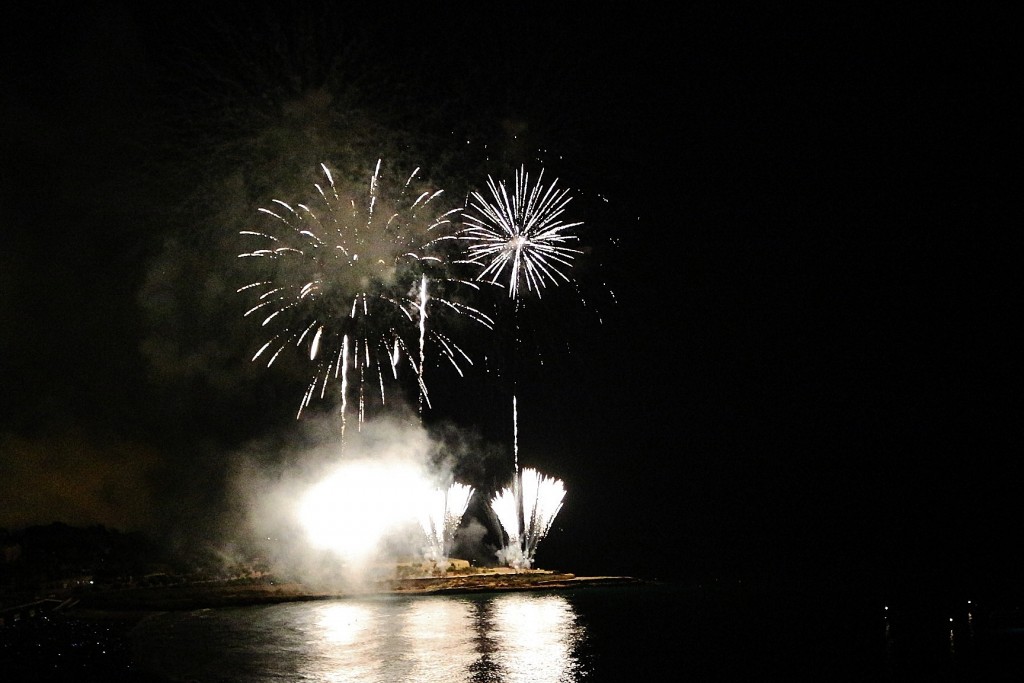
[298,458,428,564]
[237,160,493,431]
[297,457,473,568]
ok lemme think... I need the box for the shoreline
[62,570,642,619]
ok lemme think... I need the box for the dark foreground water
[6,580,1024,681]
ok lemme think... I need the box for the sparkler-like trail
[491,467,566,569]
[237,161,493,442]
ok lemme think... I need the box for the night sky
[1,4,1014,593]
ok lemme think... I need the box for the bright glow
[295,453,479,568]
[297,458,433,563]
[318,602,372,646]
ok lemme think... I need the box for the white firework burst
[459,166,584,299]
[237,160,492,430]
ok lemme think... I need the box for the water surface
[130,581,1024,681]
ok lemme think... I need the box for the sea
[122,579,1024,682]
[6,577,1024,681]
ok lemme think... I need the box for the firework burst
[237,160,493,432]
[458,165,584,300]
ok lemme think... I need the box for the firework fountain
[418,481,475,563]
[491,468,566,569]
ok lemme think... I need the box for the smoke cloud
[220,404,506,590]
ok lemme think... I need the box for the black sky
[1,4,1015,591]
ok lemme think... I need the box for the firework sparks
[459,165,584,300]
[492,467,566,569]
[418,482,474,563]
[237,161,493,432]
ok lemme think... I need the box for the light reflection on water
[490,594,580,682]
[133,592,587,682]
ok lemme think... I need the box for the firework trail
[458,164,587,458]
[238,160,493,437]
[418,481,474,563]
[459,166,584,567]
[491,467,566,569]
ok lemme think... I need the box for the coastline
[63,570,642,619]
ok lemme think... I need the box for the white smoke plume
[224,406,480,591]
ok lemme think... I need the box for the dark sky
[1,4,1014,591]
